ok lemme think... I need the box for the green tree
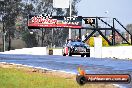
[1,0,24,50]
[126,24,132,34]
[1,0,82,48]
[22,31,38,48]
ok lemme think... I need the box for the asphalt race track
[0,54,132,88]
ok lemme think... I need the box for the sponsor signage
[76,74,131,85]
[76,66,131,85]
[28,14,82,29]
[83,18,95,26]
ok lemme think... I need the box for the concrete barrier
[31,47,48,55]
[52,46,132,59]
[53,49,63,55]
[102,46,132,59]
[0,47,48,55]
[0,46,132,59]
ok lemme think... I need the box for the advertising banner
[28,15,82,29]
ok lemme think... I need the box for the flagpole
[69,0,72,39]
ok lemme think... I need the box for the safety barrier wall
[52,47,132,59]
[101,46,132,59]
[0,46,132,59]
[0,47,48,55]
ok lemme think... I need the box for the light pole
[69,0,72,39]
[41,28,44,47]
[51,28,53,48]
[104,11,109,36]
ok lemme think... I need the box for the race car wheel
[81,54,85,57]
[63,53,66,56]
[68,48,72,56]
[86,53,90,57]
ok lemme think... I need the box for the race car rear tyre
[68,49,72,56]
[81,54,85,57]
[86,53,90,57]
[63,53,66,56]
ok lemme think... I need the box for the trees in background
[126,24,132,34]
[22,30,38,48]
[1,0,81,49]
[0,0,23,50]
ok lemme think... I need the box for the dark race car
[62,39,90,57]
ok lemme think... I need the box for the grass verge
[0,63,117,88]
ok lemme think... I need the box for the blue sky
[77,0,132,26]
